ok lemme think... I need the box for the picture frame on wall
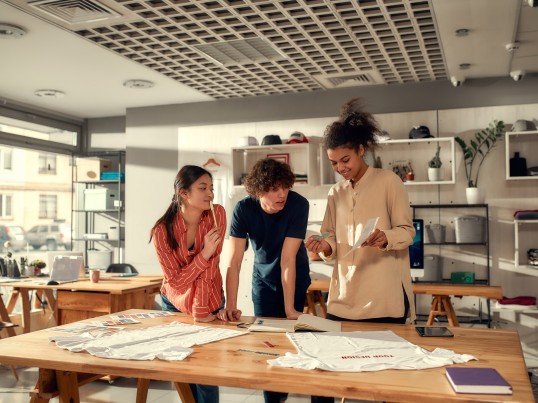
[267,153,289,164]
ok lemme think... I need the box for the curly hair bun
[339,97,364,121]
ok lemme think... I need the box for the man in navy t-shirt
[218,158,310,403]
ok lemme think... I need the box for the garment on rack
[268,330,476,372]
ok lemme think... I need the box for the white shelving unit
[231,137,333,187]
[505,131,538,180]
[507,219,538,277]
[72,151,125,268]
[378,137,455,185]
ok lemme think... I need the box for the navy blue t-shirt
[229,191,311,310]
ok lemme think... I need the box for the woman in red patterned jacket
[149,165,225,403]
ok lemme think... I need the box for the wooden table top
[5,277,162,294]
[412,284,503,299]
[309,279,503,300]
[0,309,532,402]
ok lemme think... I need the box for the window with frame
[39,194,57,219]
[1,147,13,171]
[38,153,57,174]
[0,193,12,218]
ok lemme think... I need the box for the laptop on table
[34,256,84,285]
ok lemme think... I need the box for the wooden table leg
[426,296,439,326]
[305,291,316,315]
[56,370,80,403]
[136,378,150,403]
[174,382,195,403]
[427,295,460,327]
[0,295,16,337]
[20,289,31,333]
[5,289,19,313]
[441,296,459,327]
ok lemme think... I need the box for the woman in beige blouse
[305,98,416,324]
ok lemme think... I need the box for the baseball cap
[286,131,309,144]
[238,136,258,147]
[409,125,433,139]
[513,120,537,132]
[261,134,282,145]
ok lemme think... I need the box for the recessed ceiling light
[0,23,27,39]
[455,28,469,37]
[35,89,65,98]
[123,79,155,89]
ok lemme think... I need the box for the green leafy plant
[428,145,442,168]
[455,120,505,187]
[29,259,46,269]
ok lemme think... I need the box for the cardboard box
[76,158,113,181]
[84,188,118,210]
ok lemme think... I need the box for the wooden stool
[426,295,459,327]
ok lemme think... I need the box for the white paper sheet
[343,216,379,258]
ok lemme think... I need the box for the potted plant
[455,120,505,203]
[427,145,442,181]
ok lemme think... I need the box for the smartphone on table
[415,326,454,337]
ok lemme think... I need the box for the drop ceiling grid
[74,0,447,99]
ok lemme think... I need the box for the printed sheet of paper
[343,217,380,258]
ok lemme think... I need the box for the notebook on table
[33,256,84,285]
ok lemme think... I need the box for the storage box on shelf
[75,158,113,181]
[231,137,333,187]
[378,137,455,185]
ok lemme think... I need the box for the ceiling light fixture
[455,28,469,37]
[0,23,27,39]
[123,79,154,89]
[459,63,471,70]
[34,89,65,98]
[505,42,520,52]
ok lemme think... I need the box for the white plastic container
[87,250,113,269]
[84,188,118,210]
[454,215,486,243]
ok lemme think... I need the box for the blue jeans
[161,293,220,403]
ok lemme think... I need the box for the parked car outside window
[0,224,27,252]
[26,223,71,251]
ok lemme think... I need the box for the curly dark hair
[323,97,380,153]
[244,158,295,197]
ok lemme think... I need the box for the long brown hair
[149,165,212,250]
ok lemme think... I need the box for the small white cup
[90,269,100,283]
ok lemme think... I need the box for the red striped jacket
[153,204,225,319]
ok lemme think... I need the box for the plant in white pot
[455,120,505,203]
[427,145,442,181]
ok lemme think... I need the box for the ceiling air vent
[195,38,287,66]
[313,71,385,89]
[28,0,121,24]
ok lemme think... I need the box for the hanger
[203,158,220,167]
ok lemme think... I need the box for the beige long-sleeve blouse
[320,166,416,321]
